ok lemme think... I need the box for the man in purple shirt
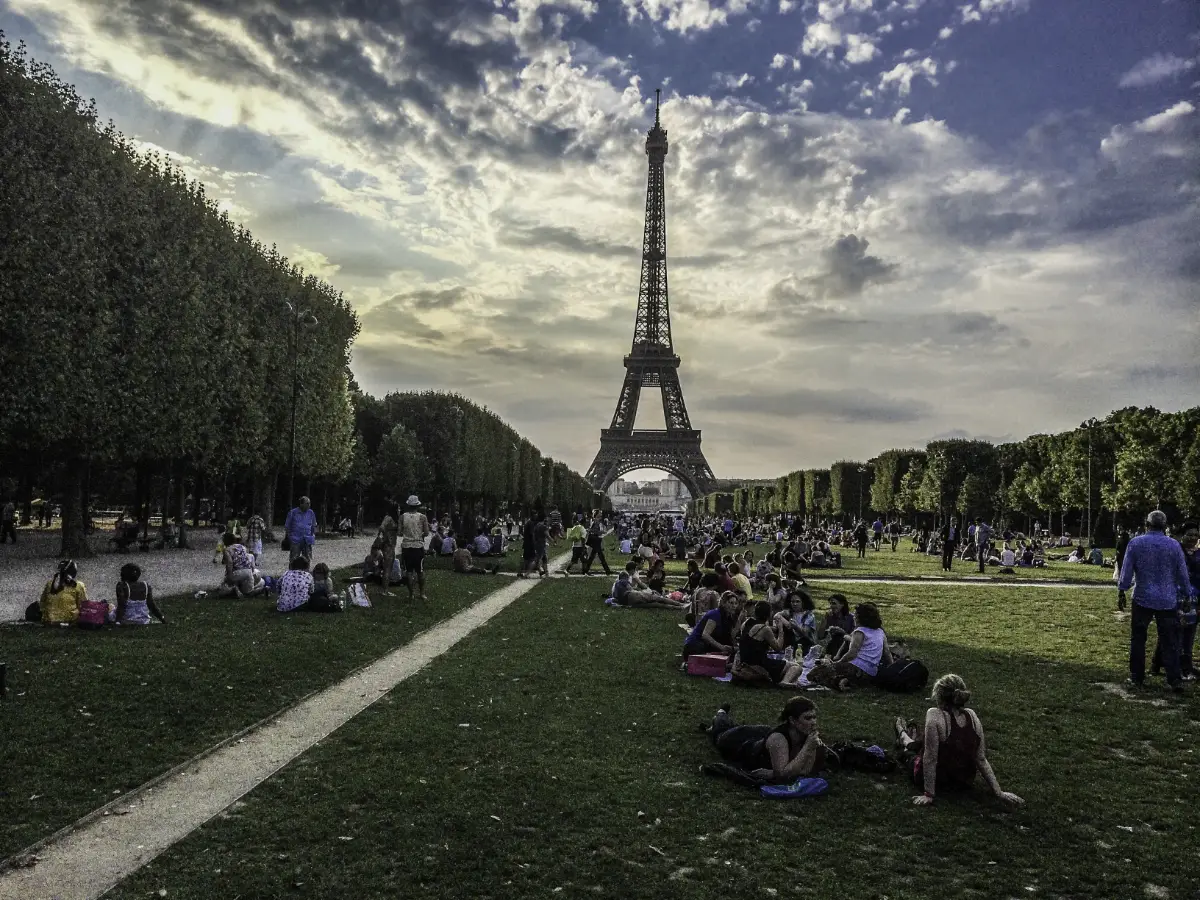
[1118,510,1194,692]
[284,496,318,562]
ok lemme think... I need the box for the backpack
[874,658,930,693]
[828,740,897,774]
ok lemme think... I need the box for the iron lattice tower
[585,90,716,499]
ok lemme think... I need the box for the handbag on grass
[77,599,109,629]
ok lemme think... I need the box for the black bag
[828,740,897,773]
[874,659,930,693]
[281,536,291,552]
[25,601,42,622]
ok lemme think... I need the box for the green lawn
[0,560,529,861]
[652,540,1118,584]
[106,576,1197,900]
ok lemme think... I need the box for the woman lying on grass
[709,696,827,782]
[895,674,1024,808]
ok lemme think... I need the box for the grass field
[100,574,1197,899]
[653,540,1118,585]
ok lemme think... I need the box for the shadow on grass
[108,579,1198,900]
[0,565,502,861]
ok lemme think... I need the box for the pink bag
[77,600,109,629]
[687,653,728,677]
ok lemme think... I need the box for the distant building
[607,476,691,513]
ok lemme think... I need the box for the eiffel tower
[585,90,715,500]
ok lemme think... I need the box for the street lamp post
[285,302,318,521]
[857,466,866,523]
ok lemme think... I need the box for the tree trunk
[134,461,150,537]
[262,470,278,540]
[18,471,33,526]
[173,458,192,549]
[60,456,93,558]
[81,458,92,534]
[192,469,204,529]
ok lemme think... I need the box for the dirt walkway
[0,550,572,900]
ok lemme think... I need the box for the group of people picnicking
[593,506,1199,804]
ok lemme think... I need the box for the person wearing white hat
[400,495,431,600]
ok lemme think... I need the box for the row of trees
[698,406,1200,542]
[0,36,595,555]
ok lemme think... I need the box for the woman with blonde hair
[895,674,1024,808]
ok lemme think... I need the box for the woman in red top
[895,673,1024,808]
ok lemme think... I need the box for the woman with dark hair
[818,594,855,652]
[811,601,893,691]
[115,563,166,624]
[646,557,667,594]
[895,674,1024,808]
[277,555,315,612]
[733,600,804,685]
[35,559,88,624]
[683,590,740,659]
[683,558,703,595]
[708,696,827,782]
[784,590,818,653]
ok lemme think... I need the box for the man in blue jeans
[1118,510,1194,693]
[284,496,318,562]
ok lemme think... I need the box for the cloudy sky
[3,0,1197,479]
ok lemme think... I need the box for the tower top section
[645,88,668,157]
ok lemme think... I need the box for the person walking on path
[975,519,992,574]
[0,499,16,543]
[284,496,317,562]
[582,510,612,577]
[562,519,589,574]
[1118,510,1193,693]
[245,512,266,564]
[940,519,957,572]
[400,495,431,601]
[854,521,869,559]
[872,517,884,551]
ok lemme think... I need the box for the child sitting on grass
[115,563,166,625]
[308,562,340,611]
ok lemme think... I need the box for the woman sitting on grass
[683,590,740,659]
[810,601,893,691]
[895,673,1024,808]
[708,696,827,782]
[683,558,703,595]
[733,600,804,686]
[115,563,166,625]
[277,555,315,613]
[33,559,87,624]
[818,594,856,650]
[784,589,818,654]
[646,557,667,594]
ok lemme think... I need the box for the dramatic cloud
[2,0,1194,477]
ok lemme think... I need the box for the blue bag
[760,777,829,799]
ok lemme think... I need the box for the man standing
[854,520,869,559]
[284,496,317,562]
[975,519,992,574]
[1118,510,1192,692]
[582,510,612,577]
[548,505,563,541]
[0,499,16,543]
[889,519,901,552]
[940,518,957,572]
[871,517,884,552]
[400,495,431,601]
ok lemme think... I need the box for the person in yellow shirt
[729,562,754,602]
[39,559,88,624]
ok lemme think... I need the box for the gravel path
[0,532,375,623]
